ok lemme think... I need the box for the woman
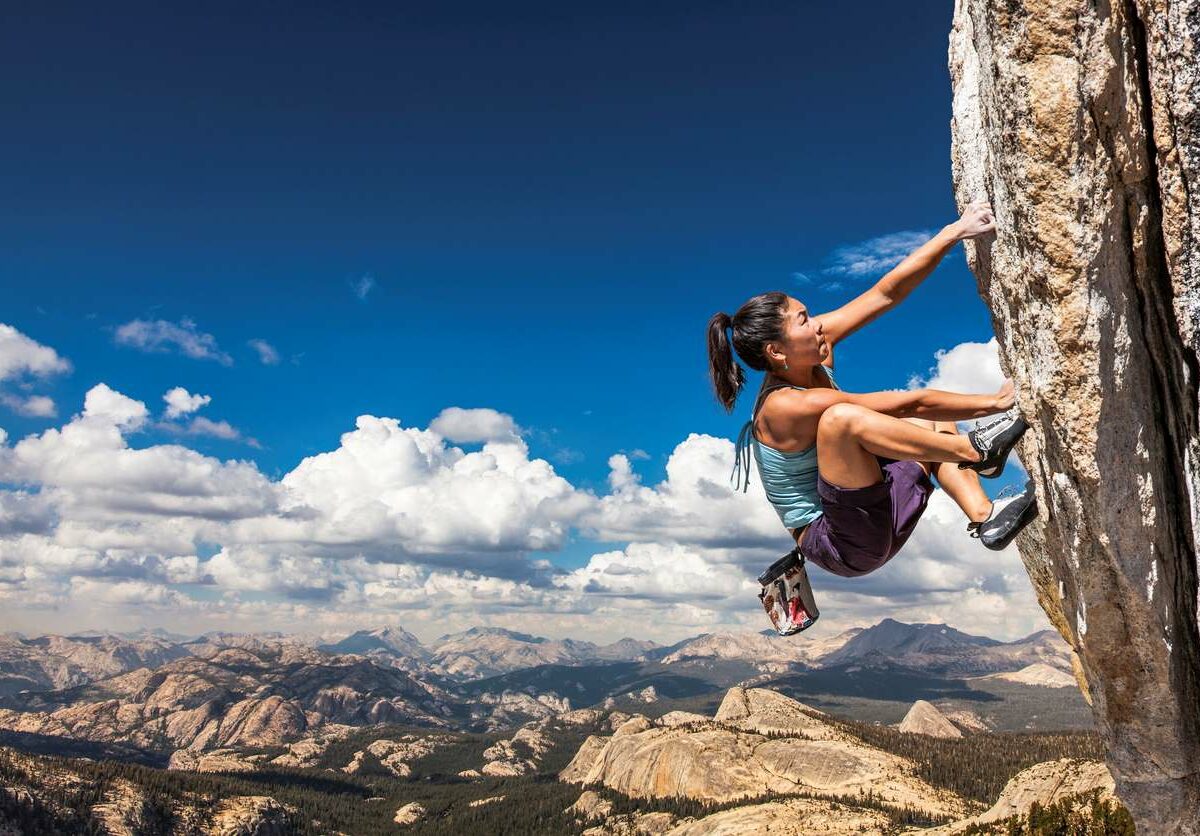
[706,202,1037,604]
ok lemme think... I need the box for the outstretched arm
[815,202,996,346]
[776,378,1014,424]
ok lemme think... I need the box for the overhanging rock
[949,0,1200,833]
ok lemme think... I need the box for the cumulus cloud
[1,383,273,520]
[557,541,755,602]
[0,324,71,381]
[0,393,57,418]
[429,407,520,444]
[0,364,1050,643]
[163,387,211,419]
[908,337,1004,394]
[584,433,785,553]
[0,324,70,420]
[159,388,257,446]
[269,414,590,556]
[114,318,233,365]
[248,339,280,365]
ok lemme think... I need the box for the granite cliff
[949,0,1200,831]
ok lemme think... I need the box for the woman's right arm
[790,380,1013,423]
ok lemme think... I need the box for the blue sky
[0,3,1040,641]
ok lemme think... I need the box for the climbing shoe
[758,548,820,636]
[958,409,1028,478]
[968,480,1038,550]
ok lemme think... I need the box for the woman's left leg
[903,417,992,523]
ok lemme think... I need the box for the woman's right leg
[816,402,980,489]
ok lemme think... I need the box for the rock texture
[0,633,190,696]
[912,758,1115,835]
[949,0,1200,831]
[980,662,1078,689]
[665,797,891,836]
[393,802,427,826]
[897,701,963,738]
[0,645,453,752]
[560,687,965,817]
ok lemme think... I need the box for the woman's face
[769,296,827,369]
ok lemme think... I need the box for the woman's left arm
[815,202,995,346]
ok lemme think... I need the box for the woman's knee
[817,402,869,439]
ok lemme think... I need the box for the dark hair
[706,291,789,412]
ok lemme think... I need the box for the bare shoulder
[762,386,841,421]
[756,388,828,451]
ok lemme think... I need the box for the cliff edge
[949,0,1200,832]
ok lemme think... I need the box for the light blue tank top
[731,366,839,530]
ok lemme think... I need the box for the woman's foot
[968,480,1037,550]
[958,409,1028,478]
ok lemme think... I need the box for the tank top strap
[729,366,839,494]
[731,382,801,493]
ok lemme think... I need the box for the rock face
[393,802,427,826]
[914,758,1116,835]
[949,0,1200,831]
[560,687,965,818]
[897,701,963,739]
[981,662,1078,689]
[665,797,890,836]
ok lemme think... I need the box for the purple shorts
[796,457,934,578]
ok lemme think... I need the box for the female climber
[706,202,1037,634]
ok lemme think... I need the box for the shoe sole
[959,457,1009,479]
[982,498,1038,550]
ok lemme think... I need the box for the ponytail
[706,292,790,413]
[707,312,746,412]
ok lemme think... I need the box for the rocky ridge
[561,687,966,817]
[0,643,453,754]
[910,758,1116,835]
[0,745,298,834]
[0,634,191,697]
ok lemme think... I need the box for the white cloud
[186,417,253,444]
[159,388,256,446]
[557,541,755,602]
[0,325,70,420]
[429,407,520,443]
[0,324,71,381]
[0,366,1051,643]
[0,393,57,418]
[248,339,280,365]
[84,383,149,430]
[822,230,935,278]
[163,387,211,419]
[268,414,591,555]
[908,337,1004,394]
[69,577,185,606]
[1,384,273,520]
[114,318,233,365]
[585,433,785,552]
